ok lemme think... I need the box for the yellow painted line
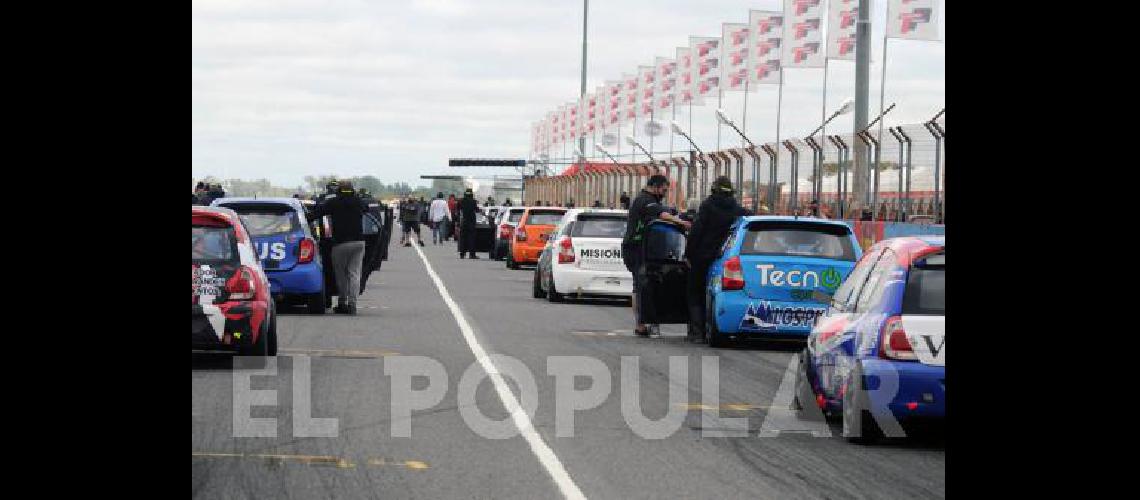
[192,452,355,468]
[278,348,399,358]
[366,458,431,470]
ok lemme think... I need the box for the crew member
[429,192,451,245]
[684,176,752,343]
[458,188,480,259]
[619,192,631,209]
[310,180,369,315]
[622,175,690,337]
[399,196,421,246]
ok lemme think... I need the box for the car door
[359,212,385,294]
[811,247,884,399]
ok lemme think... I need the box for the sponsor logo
[257,242,287,261]
[756,264,842,290]
[899,7,932,34]
[739,300,827,332]
[580,248,622,260]
[192,265,227,296]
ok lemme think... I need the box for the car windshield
[525,210,565,226]
[572,215,626,238]
[740,222,857,261]
[903,256,945,315]
[192,226,237,263]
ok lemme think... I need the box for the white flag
[606,80,623,127]
[637,65,655,119]
[783,0,825,68]
[748,10,783,85]
[691,36,721,99]
[722,23,751,91]
[827,0,859,60]
[622,73,639,124]
[593,86,606,132]
[887,0,940,40]
[655,56,677,112]
[675,46,702,106]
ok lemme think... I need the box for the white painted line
[409,242,587,500]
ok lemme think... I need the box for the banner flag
[782,0,825,68]
[722,23,751,91]
[827,0,859,60]
[887,0,940,40]
[748,10,784,84]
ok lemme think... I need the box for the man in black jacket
[310,180,369,315]
[458,189,480,259]
[623,175,691,337]
[684,176,752,342]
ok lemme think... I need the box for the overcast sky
[192,0,944,189]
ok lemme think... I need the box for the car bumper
[265,263,323,297]
[513,246,544,263]
[712,291,823,339]
[861,359,946,419]
[553,266,633,296]
[192,301,267,351]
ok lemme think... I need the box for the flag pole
[716,87,723,152]
[821,57,829,206]
[774,75,784,212]
[874,33,889,221]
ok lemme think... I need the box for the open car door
[359,212,384,294]
[639,220,690,324]
[310,211,385,305]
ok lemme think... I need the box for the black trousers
[621,243,645,325]
[460,222,477,256]
[687,259,712,337]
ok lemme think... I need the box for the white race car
[533,208,631,302]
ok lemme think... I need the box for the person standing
[399,196,421,246]
[684,176,752,343]
[503,198,513,207]
[429,192,451,244]
[446,193,459,241]
[310,180,369,315]
[619,192,631,210]
[458,188,480,259]
[622,175,691,337]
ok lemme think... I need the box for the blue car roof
[737,215,853,229]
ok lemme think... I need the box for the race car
[491,207,527,260]
[507,207,566,269]
[192,206,278,360]
[705,216,862,347]
[795,236,945,443]
[533,209,631,302]
[212,197,326,314]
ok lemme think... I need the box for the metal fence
[524,117,944,223]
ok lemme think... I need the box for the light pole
[625,136,654,162]
[716,108,756,148]
[595,144,619,163]
[806,98,854,139]
[671,120,707,196]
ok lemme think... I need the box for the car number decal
[256,242,287,261]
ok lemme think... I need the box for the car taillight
[721,256,745,290]
[226,265,257,300]
[500,224,513,240]
[298,237,315,263]
[558,236,575,263]
[516,227,528,241]
[880,316,917,361]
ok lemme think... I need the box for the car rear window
[902,257,945,315]
[740,221,857,261]
[508,210,524,223]
[192,226,238,263]
[572,215,626,238]
[221,204,300,237]
[525,210,566,226]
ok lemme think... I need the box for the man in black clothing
[503,198,513,207]
[458,189,480,259]
[310,180,369,315]
[684,176,753,343]
[619,192,631,209]
[622,175,691,337]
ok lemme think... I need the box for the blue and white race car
[704,216,862,346]
[212,197,327,313]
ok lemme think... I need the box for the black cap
[711,176,733,193]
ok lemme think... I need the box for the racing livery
[796,235,945,443]
[705,216,862,346]
[192,206,278,359]
[533,209,631,301]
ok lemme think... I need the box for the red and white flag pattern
[827,0,859,60]
[782,0,825,68]
[748,10,783,85]
[722,23,751,91]
[887,0,940,41]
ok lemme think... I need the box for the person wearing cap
[429,191,451,245]
[309,180,369,315]
[683,176,753,343]
[458,188,480,259]
[622,174,691,337]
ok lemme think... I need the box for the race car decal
[256,242,287,261]
[739,300,827,332]
[192,265,227,340]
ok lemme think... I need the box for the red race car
[193,206,278,362]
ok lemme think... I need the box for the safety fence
[523,118,944,224]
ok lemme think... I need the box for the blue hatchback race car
[704,216,862,347]
[212,197,327,314]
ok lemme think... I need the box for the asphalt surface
[192,232,946,499]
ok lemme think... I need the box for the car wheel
[238,315,271,366]
[507,252,518,269]
[705,295,726,348]
[307,293,326,314]
[547,272,564,302]
[532,268,547,298]
[267,310,278,357]
[842,362,883,444]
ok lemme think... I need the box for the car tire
[547,273,564,302]
[507,252,518,270]
[842,362,883,444]
[267,309,278,357]
[238,314,271,366]
[307,293,326,314]
[533,269,547,298]
[705,295,726,348]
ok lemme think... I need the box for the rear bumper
[861,359,946,419]
[553,266,632,296]
[265,262,323,296]
[512,244,544,263]
[192,301,266,351]
[711,291,824,339]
